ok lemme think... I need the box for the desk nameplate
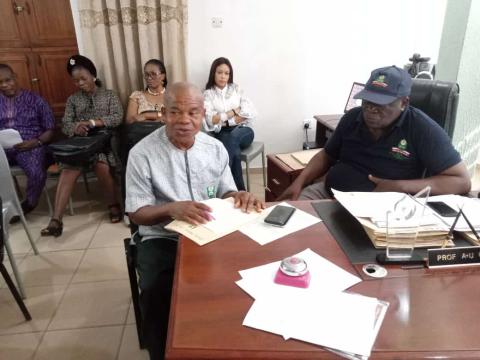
[427,246,480,268]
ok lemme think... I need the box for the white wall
[188,0,447,164]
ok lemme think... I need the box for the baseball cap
[354,65,412,105]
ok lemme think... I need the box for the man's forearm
[292,150,332,188]
[381,175,471,195]
[129,204,173,226]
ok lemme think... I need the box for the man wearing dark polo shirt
[278,65,471,200]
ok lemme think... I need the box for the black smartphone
[427,201,458,217]
[264,205,296,227]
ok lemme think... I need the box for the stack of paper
[166,199,321,246]
[427,195,480,245]
[0,129,23,149]
[332,189,453,249]
[290,149,321,166]
[237,249,388,359]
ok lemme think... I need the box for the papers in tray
[165,199,321,246]
[237,248,389,359]
[332,189,453,249]
[0,129,23,149]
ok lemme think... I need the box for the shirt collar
[214,85,228,95]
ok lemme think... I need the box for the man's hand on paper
[14,139,39,152]
[168,201,213,225]
[231,191,265,213]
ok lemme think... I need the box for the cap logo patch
[372,74,388,88]
[69,59,75,65]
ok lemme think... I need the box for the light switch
[211,17,223,28]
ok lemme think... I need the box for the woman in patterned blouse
[125,59,167,124]
[41,55,124,237]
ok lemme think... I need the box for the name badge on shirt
[207,185,216,198]
[390,139,411,160]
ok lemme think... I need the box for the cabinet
[0,0,78,117]
[265,155,303,201]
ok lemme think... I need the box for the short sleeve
[125,148,156,213]
[413,115,461,175]
[324,114,350,160]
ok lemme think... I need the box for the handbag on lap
[49,129,112,166]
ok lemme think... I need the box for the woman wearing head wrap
[41,55,124,237]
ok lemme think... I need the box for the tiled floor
[0,171,265,360]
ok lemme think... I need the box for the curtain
[77,0,187,104]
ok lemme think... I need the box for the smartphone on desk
[427,201,458,217]
[264,205,296,227]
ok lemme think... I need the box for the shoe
[40,218,63,237]
[21,201,35,215]
[108,204,122,224]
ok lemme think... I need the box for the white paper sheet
[201,197,263,234]
[0,129,23,149]
[240,202,321,245]
[428,195,480,231]
[237,248,361,299]
[243,291,388,357]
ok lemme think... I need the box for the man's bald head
[164,82,204,108]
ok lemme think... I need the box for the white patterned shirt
[203,83,257,133]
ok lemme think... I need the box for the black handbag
[49,129,112,166]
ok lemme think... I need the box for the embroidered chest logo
[372,75,388,88]
[206,185,216,199]
[390,139,411,160]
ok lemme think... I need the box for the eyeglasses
[143,72,162,79]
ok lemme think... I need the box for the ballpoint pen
[459,209,480,241]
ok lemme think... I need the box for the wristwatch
[89,119,96,128]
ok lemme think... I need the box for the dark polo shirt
[324,106,461,193]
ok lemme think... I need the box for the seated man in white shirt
[125,82,264,360]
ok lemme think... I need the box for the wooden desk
[166,201,480,359]
[314,114,342,147]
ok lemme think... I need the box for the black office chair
[409,78,460,139]
[0,197,32,321]
[121,122,163,350]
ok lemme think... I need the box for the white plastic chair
[0,147,39,298]
[240,141,266,192]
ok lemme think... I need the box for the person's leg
[52,168,82,220]
[14,147,48,211]
[135,237,177,360]
[298,181,333,200]
[215,127,254,191]
[93,161,121,222]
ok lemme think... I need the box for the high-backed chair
[410,79,460,139]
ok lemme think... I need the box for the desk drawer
[267,161,292,196]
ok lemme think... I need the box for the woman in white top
[203,57,257,191]
[125,59,167,124]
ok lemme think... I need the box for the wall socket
[303,118,312,129]
[211,17,223,28]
